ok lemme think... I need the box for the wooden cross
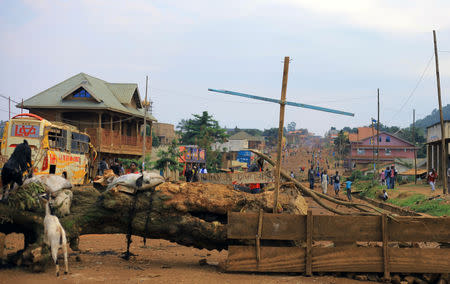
[209,56,354,212]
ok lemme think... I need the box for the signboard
[199,171,274,185]
[11,123,40,138]
[178,146,206,163]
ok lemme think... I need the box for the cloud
[280,0,450,33]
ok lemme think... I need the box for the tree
[0,182,307,271]
[177,111,228,172]
[287,121,296,132]
[152,139,184,174]
[334,131,350,161]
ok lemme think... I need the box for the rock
[391,274,402,284]
[404,276,415,284]
[355,275,368,281]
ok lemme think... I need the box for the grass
[355,180,450,217]
[387,193,450,216]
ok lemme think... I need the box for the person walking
[185,165,193,182]
[384,167,391,189]
[390,165,397,189]
[380,170,385,186]
[308,165,315,189]
[333,171,341,197]
[321,170,329,195]
[345,178,352,201]
[428,168,438,192]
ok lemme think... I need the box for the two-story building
[349,127,416,169]
[21,72,157,168]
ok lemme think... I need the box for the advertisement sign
[11,123,40,138]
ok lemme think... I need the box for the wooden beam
[274,56,290,213]
[306,210,313,276]
[382,214,390,281]
[256,209,263,266]
[199,171,274,184]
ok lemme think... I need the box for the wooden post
[98,112,102,147]
[110,115,113,147]
[381,214,390,281]
[377,89,380,177]
[371,118,375,179]
[274,56,290,213]
[256,209,263,267]
[142,75,149,166]
[413,109,417,184]
[305,210,313,276]
[433,30,447,194]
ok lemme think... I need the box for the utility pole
[413,109,417,184]
[142,75,149,170]
[8,97,10,120]
[433,30,447,194]
[274,56,290,213]
[377,89,380,177]
[371,118,375,180]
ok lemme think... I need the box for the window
[48,128,67,151]
[72,88,92,98]
[385,149,391,155]
[379,137,382,142]
[386,136,391,142]
[374,149,378,154]
[71,132,90,154]
[357,148,365,155]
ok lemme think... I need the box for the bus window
[48,128,67,151]
[71,132,90,154]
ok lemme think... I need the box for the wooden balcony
[86,128,152,156]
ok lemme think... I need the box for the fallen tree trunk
[0,181,307,271]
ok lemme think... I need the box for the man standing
[384,167,391,189]
[333,171,341,197]
[308,165,315,189]
[390,165,397,189]
[428,168,438,192]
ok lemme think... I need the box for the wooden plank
[227,212,305,240]
[382,214,390,280]
[227,245,305,272]
[312,247,383,272]
[306,210,313,276]
[313,215,381,241]
[199,171,274,185]
[388,217,450,242]
[390,248,450,273]
[256,209,263,264]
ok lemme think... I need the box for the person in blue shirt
[345,179,352,201]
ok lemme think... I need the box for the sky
[2,0,450,136]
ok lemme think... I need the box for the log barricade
[226,211,450,275]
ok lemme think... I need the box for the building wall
[153,122,177,145]
[427,122,450,143]
[350,148,415,159]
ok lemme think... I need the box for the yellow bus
[0,113,96,185]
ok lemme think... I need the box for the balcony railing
[86,128,152,155]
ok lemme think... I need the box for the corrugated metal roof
[21,73,156,121]
[229,131,265,141]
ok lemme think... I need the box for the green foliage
[152,139,184,172]
[334,130,350,161]
[388,194,450,216]
[177,111,228,147]
[7,182,46,211]
[152,131,160,147]
[287,121,296,132]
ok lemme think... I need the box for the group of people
[184,164,207,182]
[307,166,352,201]
[98,158,139,176]
[380,165,398,189]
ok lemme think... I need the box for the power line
[389,53,434,121]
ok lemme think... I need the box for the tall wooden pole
[413,109,417,184]
[377,89,380,177]
[142,75,149,169]
[8,97,10,120]
[433,30,447,194]
[371,119,375,180]
[274,56,290,213]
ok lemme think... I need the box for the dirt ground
[0,233,374,284]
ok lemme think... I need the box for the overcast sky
[2,0,450,136]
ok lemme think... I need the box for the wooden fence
[226,211,450,276]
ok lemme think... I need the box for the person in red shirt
[428,168,437,192]
[127,162,140,174]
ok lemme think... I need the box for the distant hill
[414,104,450,129]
